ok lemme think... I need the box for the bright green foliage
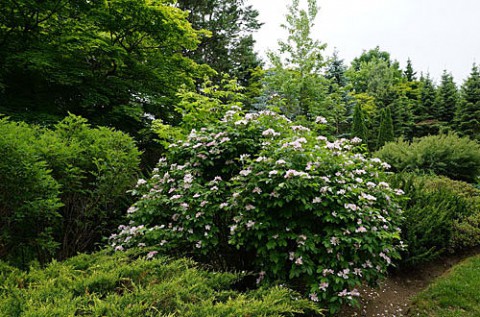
[351,103,369,143]
[0,119,63,266]
[0,0,210,132]
[455,64,480,139]
[37,115,141,259]
[376,133,480,183]
[263,0,329,119]
[111,109,405,313]
[0,249,321,316]
[0,115,140,266]
[389,174,480,266]
[177,0,262,85]
[435,71,458,126]
[410,254,480,317]
[376,107,395,149]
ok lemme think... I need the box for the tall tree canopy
[455,64,480,139]
[262,0,329,119]
[0,0,210,132]
[176,0,262,85]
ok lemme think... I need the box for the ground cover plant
[0,249,320,317]
[408,254,480,317]
[111,108,405,313]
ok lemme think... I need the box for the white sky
[246,0,480,84]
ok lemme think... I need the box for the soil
[336,247,480,317]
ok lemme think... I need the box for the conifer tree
[435,71,458,126]
[455,64,480,139]
[404,58,417,82]
[351,103,369,143]
[377,107,395,149]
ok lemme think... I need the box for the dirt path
[337,247,480,317]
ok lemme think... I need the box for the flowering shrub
[111,109,404,312]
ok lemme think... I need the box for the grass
[409,254,480,316]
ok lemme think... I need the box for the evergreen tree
[455,64,480,139]
[377,107,395,149]
[435,71,458,126]
[404,58,417,82]
[177,0,262,85]
[410,74,439,137]
[390,95,414,139]
[325,50,348,89]
[351,103,369,143]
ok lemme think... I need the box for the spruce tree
[455,64,480,139]
[404,58,417,82]
[377,107,395,149]
[435,71,458,126]
[351,103,369,143]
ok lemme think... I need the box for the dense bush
[0,119,62,266]
[376,134,480,183]
[0,115,140,266]
[0,249,321,316]
[389,173,480,266]
[36,115,141,259]
[111,109,405,312]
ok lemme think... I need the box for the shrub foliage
[376,133,480,183]
[111,109,405,312]
[0,115,140,266]
[0,249,321,317]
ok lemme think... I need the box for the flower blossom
[146,251,158,260]
[315,116,328,124]
[262,128,280,137]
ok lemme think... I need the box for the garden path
[338,247,480,317]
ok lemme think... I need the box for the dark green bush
[0,249,322,316]
[376,134,480,183]
[0,115,140,266]
[390,173,480,266]
[0,119,62,266]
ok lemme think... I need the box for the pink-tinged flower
[291,125,311,132]
[256,271,266,285]
[170,194,182,200]
[210,186,219,191]
[336,189,346,195]
[312,197,322,203]
[378,181,390,188]
[276,159,287,165]
[136,179,147,186]
[245,204,255,211]
[320,186,331,193]
[252,187,262,194]
[350,289,361,297]
[295,257,303,265]
[356,226,367,233]
[193,193,201,198]
[319,282,329,291]
[127,206,138,214]
[172,213,180,221]
[146,251,158,260]
[246,220,255,228]
[309,293,319,302]
[366,181,376,188]
[360,192,377,201]
[344,203,358,211]
[213,176,222,182]
[200,200,208,207]
[262,128,280,137]
[315,116,328,124]
[256,156,267,162]
[322,269,334,276]
[269,170,279,176]
[114,245,124,252]
[317,135,328,142]
[229,225,237,235]
[239,169,251,176]
[180,203,189,210]
[220,202,228,209]
[289,252,295,261]
[338,289,349,297]
[330,236,340,246]
[351,136,362,144]
[381,162,391,169]
[394,189,405,195]
[197,153,207,160]
[353,268,363,276]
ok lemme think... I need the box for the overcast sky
[246,0,480,84]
